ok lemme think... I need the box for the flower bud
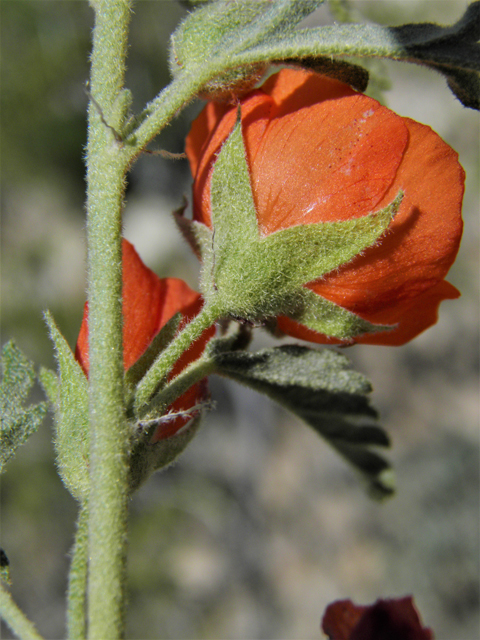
[76,239,213,441]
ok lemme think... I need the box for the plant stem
[125,71,211,158]
[67,505,89,640]
[140,352,217,419]
[0,584,44,640]
[135,304,222,412]
[85,0,132,638]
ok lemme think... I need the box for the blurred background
[1,1,478,638]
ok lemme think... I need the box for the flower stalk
[135,303,221,412]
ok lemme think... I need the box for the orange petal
[187,68,409,235]
[250,90,408,233]
[120,240,168,370]
[262,67,357,110]
[186,101,231,183]
[312,118,465,310]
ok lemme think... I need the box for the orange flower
[75,239,214,441]
[186,68,464,345]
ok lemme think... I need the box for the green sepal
[212,343,394,499]
[0,341,47,474]
[210,112,259,249]
[292,287,389,340]
[261,191,403,289]
[125,313,181,398]
[44,311,89,502]
[173,205,216,300]
[205,116,397,339]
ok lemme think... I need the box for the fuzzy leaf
[427,63,480,110]
[212,344,394,498]
[0,341,47,473]
[169,0,325,99]
[45,312,89,502]
[170,1,269,74]
[231,2,480,109]
[171,0,324,74]
[39,366,59,406]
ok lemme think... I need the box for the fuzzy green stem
[67,505,89,640]
[85,0,132,638]
[0,584,44,640]
[135,304,222,412]
[125,71,212,158]
[141,352,217,419]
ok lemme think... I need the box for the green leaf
[388,2,480,109]
[424,63,480,111]
[230,2,480,109]
[212,344,394,499]
[171,0,324,74]
[38,367,59,406]
[0,341,47,473]
[44,312,89,502]
[170,1,268,74]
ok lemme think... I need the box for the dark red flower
[186,68,464,345]
[75,239,214,441]
[322,596,434,640]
